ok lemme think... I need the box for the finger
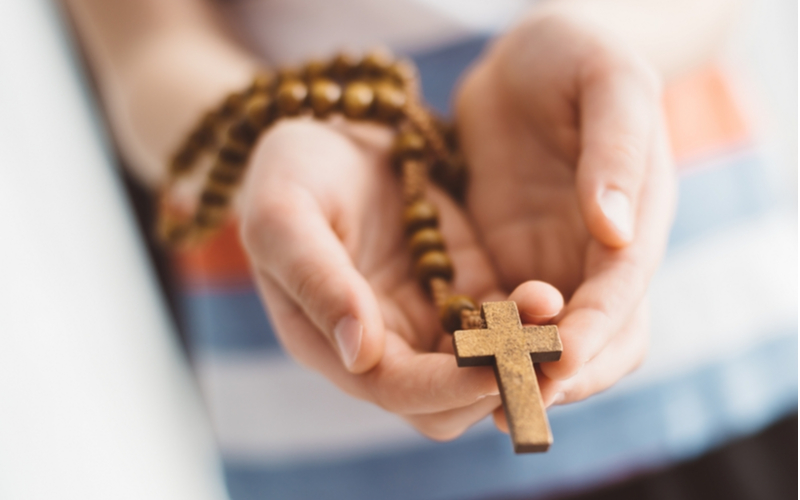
[492,406,509,434]
[242,187,384,374]
[549,299,649,405]
[576,53,661,247]
[365,333,501,414]
[543,122,675,381]
[508,280,564,324]
[540,240,647,381]
[405,395,501,442]
[255,282,503,414]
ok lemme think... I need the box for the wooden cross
[453,301,562,453]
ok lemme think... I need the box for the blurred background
[0,0,795,499]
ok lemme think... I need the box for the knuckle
[240,197,295,253]
[563,381,592,405]
[290,264,338,319]
[573,308,612,359]
[364,368,403,414]
[607,136,645,175]
[558,352,588,379]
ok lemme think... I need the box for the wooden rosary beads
[158,50,562,454]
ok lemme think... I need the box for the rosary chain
[158,49,483,334]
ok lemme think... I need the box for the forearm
[63,0,259,187]
[533,0,742,79]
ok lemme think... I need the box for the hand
[455,12,677,428]
[239,118,551,440]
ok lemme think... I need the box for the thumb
[241,187,384,374]
[576,58,660,248]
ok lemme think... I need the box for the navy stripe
[221,333,797,500]
[180,289,282,353]
[407,36,490,116]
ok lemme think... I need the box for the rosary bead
[388,59,416,84]
[440,121,459,150]
[342,81,375,119]
[244,94,273,129]
[219,92,246,118]
[278,66,303,82]
[209,167,242,186]
[401,158,427,199]
[200,186,231,207]
[360,48,394,75]
[304,59,329,80]
[195,203,228,230]
[374,81,407,121]
[330,52,358,80]
[392,131,427,165]
[170,147,198,174]
[310,78,342,117]
[187,113,217,148]
[227,118,259,146]
[161,223,190,246]
[250,71,276,94]
[440,295,477,333]
[431,156,468,203]
[276,80,308,115]
[187,129,213,152]
[218,143,249,166]
[408,227,445,259]
[403,200,439,234]
[415,250,454,285]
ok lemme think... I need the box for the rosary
[158,50,562,454]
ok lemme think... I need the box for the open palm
[238,118,548,439]
[456,15,677,407]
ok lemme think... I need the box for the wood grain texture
[453,301,562,453]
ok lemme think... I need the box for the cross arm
[453,329,498,367]
[522,325,562,363]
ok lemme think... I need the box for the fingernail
[477,391,500,401]
[551,392,565,406]
[334,315,363,370]
[599,188,633,240]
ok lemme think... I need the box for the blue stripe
[668,153,774,249]
[407,36,490,116]
[221,333,797,500]
[180,289,282,353]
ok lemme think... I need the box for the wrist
[109,30,260,188]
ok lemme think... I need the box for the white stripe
[195,352,439,462]
[624,210,797,390]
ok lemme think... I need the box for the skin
[63,0,738,440]
[456,14,677,428]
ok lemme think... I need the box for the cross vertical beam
[453,301,562,453]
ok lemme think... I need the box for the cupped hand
[239,118,530,440]
[455,12,677,422]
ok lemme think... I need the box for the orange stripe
[663,65,750,164]
[172,221,253,286]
